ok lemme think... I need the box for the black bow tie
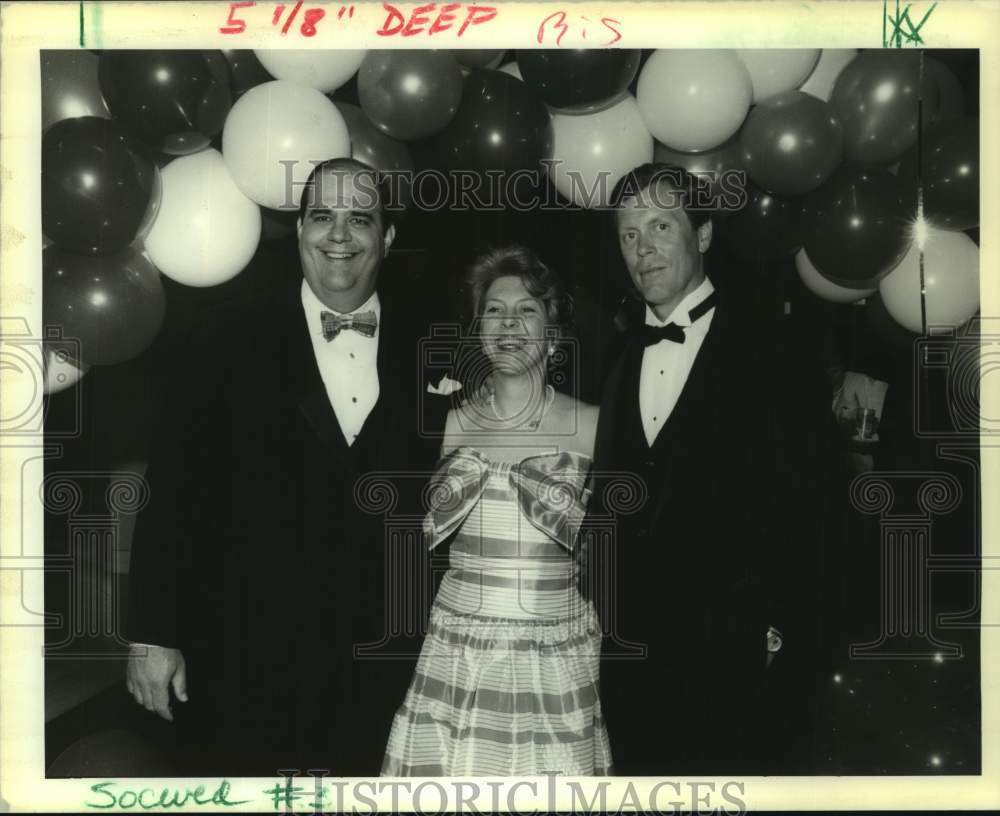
[641,291,717,347]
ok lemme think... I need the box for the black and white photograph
[1,0,997,811]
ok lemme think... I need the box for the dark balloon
[42,117,158,256]
[452,50,506,69]
[433,69,553,175]
[653,137,745,218]
[723,183,801,260]
[517,49,641,112]
[41,50,110,130]
[830,51,922,165]
[43,245,166,366]
[334,102,414,175]
[221,49,274,96]
[898,116,978,231]
[921,57,966,129]
[333,102,414,215]
[358,51,463,141]
[98,50,233,155]
[800,166,911,288]
[739,90,844,197]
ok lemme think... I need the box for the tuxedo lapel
[647,300,730,454]
[284,283,353,457]
[595,333,644,466]
[340,293,412,469]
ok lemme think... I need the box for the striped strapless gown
[381,446,613,776]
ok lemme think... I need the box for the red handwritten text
[376,3,498,37]
[272,2,328,36]
[220,1,255,34]
[220,0,339,37]
[537,10,622,46]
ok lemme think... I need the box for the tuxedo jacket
[126,272,446,776]
[588,288,838,774]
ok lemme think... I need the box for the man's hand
[126,644,188,721]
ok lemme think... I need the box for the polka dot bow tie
[320,310,378,341]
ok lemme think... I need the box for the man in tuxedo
[589,163,836,774]
[125,158,444,776]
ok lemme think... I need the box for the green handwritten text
[883,0,937,47]
[85,779,251,809]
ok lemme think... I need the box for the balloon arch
[40,47,979,389]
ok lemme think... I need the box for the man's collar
[645,275,716,328]
[300,279,381,320]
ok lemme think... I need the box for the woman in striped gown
[381,245,612,776]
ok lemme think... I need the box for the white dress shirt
[301,280,380,446]
[639,276,716,446]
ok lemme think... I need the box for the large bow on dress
[423,447,592,551]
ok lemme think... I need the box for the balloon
[452,50,506,69]
[922,58,966,129]
[736,49,821,103]
[434,69,553,174]
[897,116,978,230]
[800,49,857,101]
[795,248,875,303]
[41,50,110,130]
[357,51,463,141]
[254,49,364,93]
[334,102,413,214]
[44,345,89,395]
[722,183,801,260]
[830,51,921,165]
[636,50,752,152]
[222,50,274,96]
[739,90,844,196]
[499,61,523,81]
[222,80,350,210]
[42,117,159,256]
[800,167,910,288]
[879,226,979,333]
[42,246,165,366]
[334,102,413,174]
[549,94,652,209]
[144,149,261,287]
[653,137,745,215]
[98,50,233,155]
[517,49,641,113]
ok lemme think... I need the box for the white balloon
[879,226,980,333]
[499,61,523,81]
[549,95,653,209]
[800,49,858,102]
[145,149,261,287]
[795,248,874,304]
[737,49,821,103]
[637,50,752,152]
[223,80,351,210]
[44,347,88,395]
[254,49,365,93]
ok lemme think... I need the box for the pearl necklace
[489,384,555,431]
